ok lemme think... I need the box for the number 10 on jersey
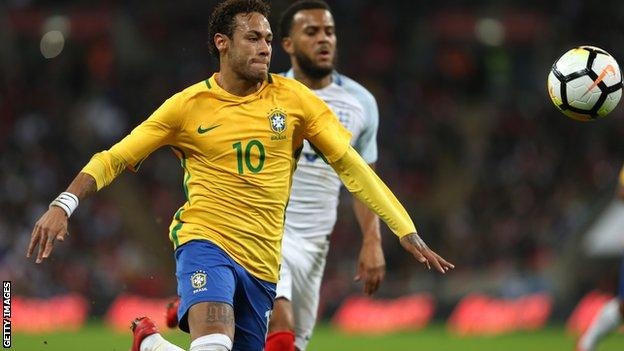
[233,140,265,174]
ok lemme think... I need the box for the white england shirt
[282,71,379,244]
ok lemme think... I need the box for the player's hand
[354,240,386,296]
[400,233,454,274]
[26,206,69,263]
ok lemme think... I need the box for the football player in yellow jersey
[26,1,453,351]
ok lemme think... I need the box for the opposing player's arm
[27,93,184,263]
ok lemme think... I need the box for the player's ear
[214,33,229,54]
[282,37,294,55]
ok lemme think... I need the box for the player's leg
[266,260,295,351]
[268,298,295,332]
[166,297,181,329]
[578,260,624,351]
[289,243,329,351]
[230,260,277,351]
[266,299,296,351]
[187,302,235,350]
[176,240,237,351]
[131,316,185,351]
[577,298,621,351]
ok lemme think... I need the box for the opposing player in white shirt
[266,1,384,350]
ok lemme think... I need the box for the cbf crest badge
[191,270,207,289]
[268,108,287,141]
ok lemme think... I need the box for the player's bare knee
[268,297,295,332]
[188,302,235,341]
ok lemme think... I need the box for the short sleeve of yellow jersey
[296,83,353,163]
[82,93,185,190]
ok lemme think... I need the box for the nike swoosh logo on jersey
[583,64,616,96]
[197,124,221,134]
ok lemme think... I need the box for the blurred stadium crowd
[2,0,624,318]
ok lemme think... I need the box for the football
[547,46,623,121]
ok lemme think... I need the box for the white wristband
[49,192,79,218]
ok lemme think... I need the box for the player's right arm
[26,173,97,263]
[26,93,184,263]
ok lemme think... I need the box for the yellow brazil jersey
[81,73,352,283]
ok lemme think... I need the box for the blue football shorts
[175,239,276,351]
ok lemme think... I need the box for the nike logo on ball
[583,64,616,97]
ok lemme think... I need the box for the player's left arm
[306,127,453,273]
[27,93,184,263]
[332,145,453,273]
[300,81,453,273]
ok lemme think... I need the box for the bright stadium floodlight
[40,15,70,59]
[474,18,505,47]
[40,30,65,59]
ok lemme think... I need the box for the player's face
[284,9,336,79]
[227,12,273,83]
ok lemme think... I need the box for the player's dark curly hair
[279,0,330,39]
[208,0,271,57]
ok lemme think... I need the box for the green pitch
[11,323,624,351]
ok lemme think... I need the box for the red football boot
[165,298,180,329]
[130,316,159,351]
